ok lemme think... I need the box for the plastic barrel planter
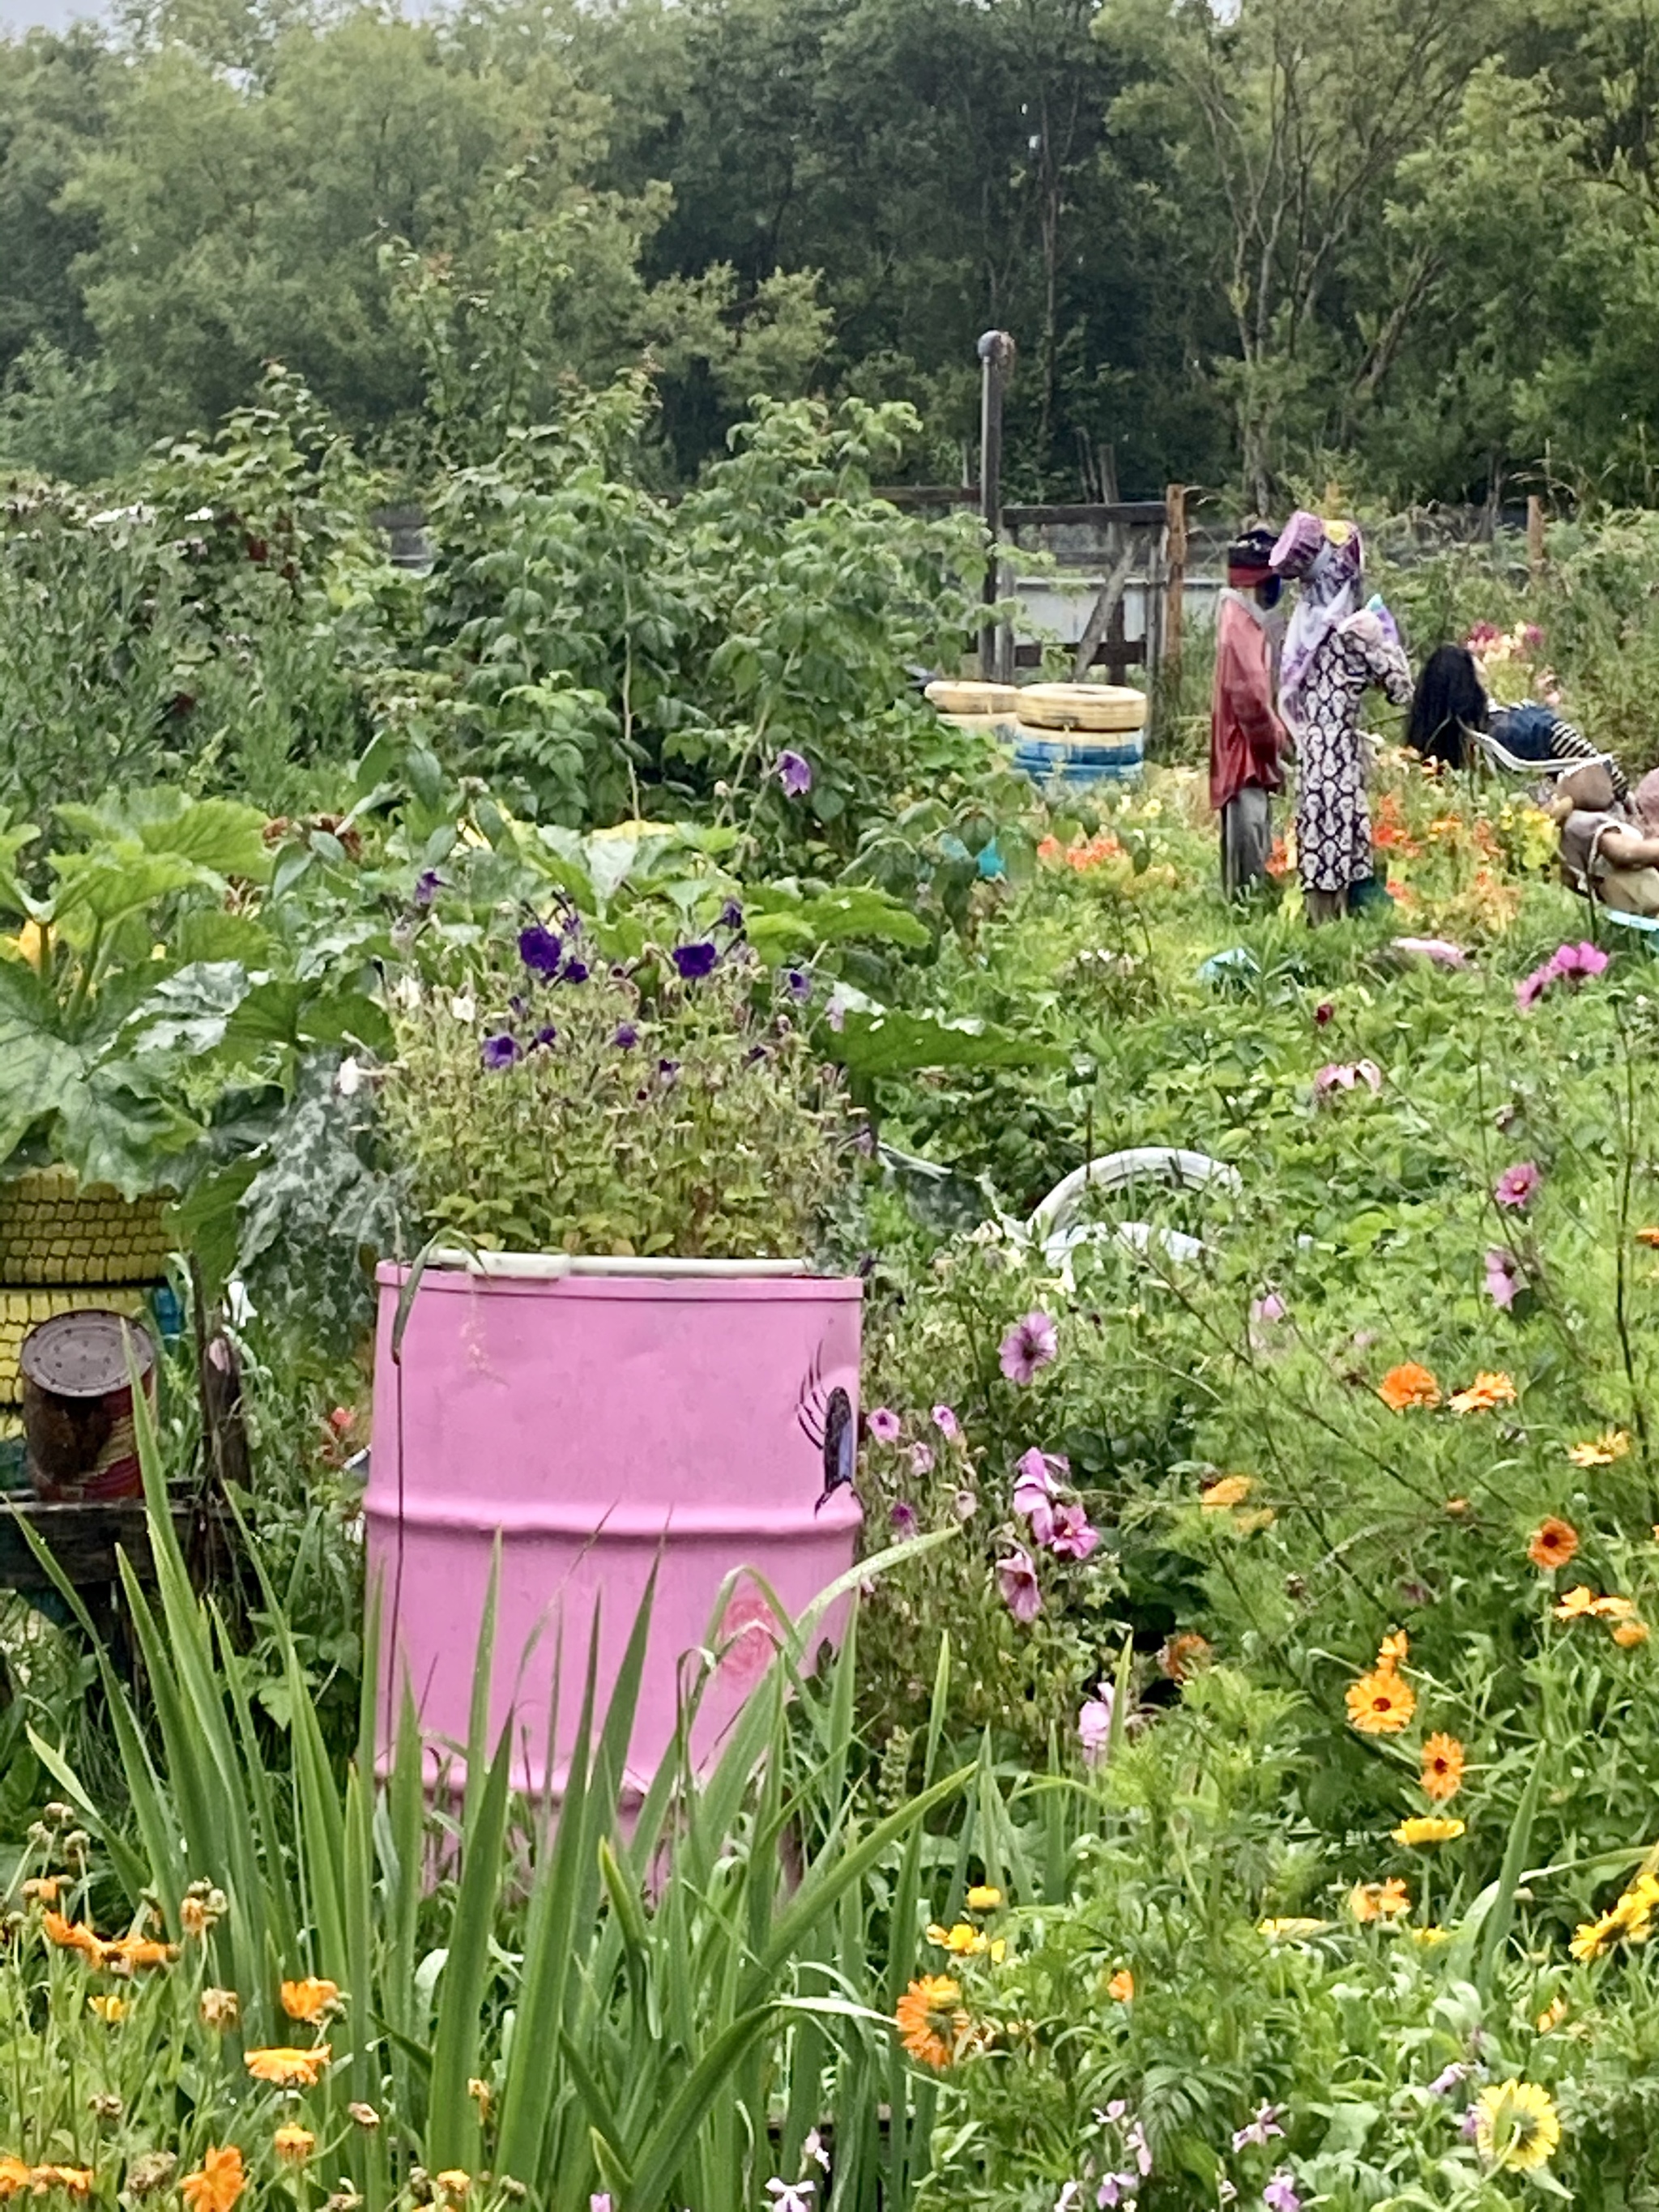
[1012,684,1149,786]
[365,1255,864,1804]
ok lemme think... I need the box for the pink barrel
[366,1264,862,1799]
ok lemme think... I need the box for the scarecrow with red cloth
[1209,526,1287,897]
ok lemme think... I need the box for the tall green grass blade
[1476,1758,1545,1996]
[622,2005,782,2212]
[426,1717,514,2170]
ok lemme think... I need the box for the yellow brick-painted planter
[0,1285,156,1406]
[0,1168,172,1287]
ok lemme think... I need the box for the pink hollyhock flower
[932,1404,960,1439]
[999,1310,1059,1383]
[1495,1161,1539,1210]
[996,1548,1043,1623]
[867,1407,901,1443]
[1252,1292,1287,1323]
[1314,1059,1384,1097]
[1077,1685,1115,1763]
[909,1442,934,1476]
[1485,1248,1522,1311]
[1047,1502,1100,1561]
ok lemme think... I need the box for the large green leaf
[0,1022,83,1161]
[829,1004,1064,1076]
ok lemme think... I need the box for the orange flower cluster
[1350,1877,1410,1923]
[1554,1586,1648,1642]
[1036,830,1125,872]
[1372,793,1422,859]
[245,2046,331,2089]
[41,1913,177,1971]
[1346,1629,1416,1736]
[1448,1370,1516,1415]
[279,1979,339,2023]
[1265,836,1292,880]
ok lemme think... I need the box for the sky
[2,0,99,30]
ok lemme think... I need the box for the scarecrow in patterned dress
[1269,512,1414,924]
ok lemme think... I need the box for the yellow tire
[0,1170,171,1288]
[925,680,1021,718]
[1015,684,1149,735]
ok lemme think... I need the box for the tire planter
[924,679,1021,718]
[1014,683,1149,735]
[0,1168,171,1287]
[365,1259,864,1801]
[1011,731,1146,786]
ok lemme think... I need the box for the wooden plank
[0,1499,206,1590]
[1005,501,1168,530]
[1162,483,1188,674]
[1070,540,1138,682]
[1528,494,1546,582]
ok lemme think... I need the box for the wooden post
[977,330,1015,681]
[1163,483,1188,677]
[1527,494,1546,586]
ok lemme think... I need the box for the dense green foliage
[14,0,1659,502]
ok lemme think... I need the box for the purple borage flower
[672,941,718,981]
[480,1033,521,1071]
[518,923,563,978]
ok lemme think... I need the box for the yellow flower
[1555,1584,1598,1620]
[1591,1595,1636,1622]
[1349,1878,1410,1924]
[1614,1620,1650,1647]
[1201,1475,1253,1510]
[1392,1817,1465,1847]
[1377,1630,1410,1666]
[1536,1996,1567,2033]
[87,1996,125,2022]
[987,1937,1007,1964]
[894,1975,967,2071]
[1570,1911,1621,1962]
[1345,1666,1415,1735]
[271,2131,313,2168]
[1107,1969,1135,2001]
[279,1977,339,2022]
[1410,1925,1449,1946]
[1567,1430,1630,1468]
[965,1885,1002,1911]
[181,2147,244,2212]
[0,2162,31,2200]
[245,2044,331,2088]
[926,1922,983,1956]
[1448,1371,1517,1416]
[1474,2082,1560,2172]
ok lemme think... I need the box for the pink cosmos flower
[1314,1059,1384,1097]
[1485,1248,1522,1311]
[1495,1161,1539,1210]
[999,1310,1059,1384]
[1550,940,1609,982]
[932,1404,961,1439]
[867,1407,901,1443]
[1516,965,1551,1012]
[1252,1293,1287,1323]
[1047,1502,1100,1561]
[909,1442,935,1476]
[996,1548,1043,1623]
[1077,1685,1115,1763]
[1393,936,1469,969]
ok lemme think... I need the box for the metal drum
[20,1310,158,1502]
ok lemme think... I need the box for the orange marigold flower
[1567,1430,1630,1468]
[181,2148,244,2212]
[1421,1733,1465,1801]
[1108,1969,1135,2001]
[1555,1585,1598,1620]
[1377,1363,1441,1412]
[31,2170,93,2197]
[1349,1877,1411,1924]
[894,1975,968,2071]
[1528,1519,1579,1571]
[1346,1665,1415,1735]
[245,2045,331,2088]
[1614,1620,1650,1647]
[1591,1594,1636,1622]
[1201,1475,1253,1510]
[105,1937,177,1970]
[1158,1631,1213,1681]
[279,1978,339,2022]
[1448,1371,1517,1416]
[1636,1229,1659,1248]
[271,2130,314,2168]
[0,2163,29,2200]
[1378,1630,1410,1666]
[40,1914,103,1961]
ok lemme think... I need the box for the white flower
[766,2182,816,2212]
[391,975,421,1012]
[335,1057,365,1098]
[802,2133,829,2174]
[449,992,476,1023]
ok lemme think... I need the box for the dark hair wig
[1407,644,1486,769]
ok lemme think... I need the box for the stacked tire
[1011,684,1148,786]
[923,679,1021,743]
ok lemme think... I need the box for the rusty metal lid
[19,1311,156,1399]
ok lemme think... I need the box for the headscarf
[1226,526,1279,590]
[1270,511,1364,732]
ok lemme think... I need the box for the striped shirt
[1487,705,1627,801]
